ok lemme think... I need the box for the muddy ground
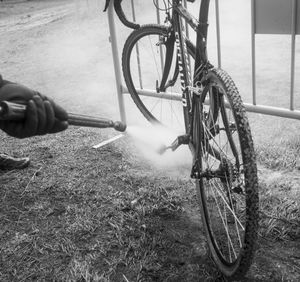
[0,0,299,281]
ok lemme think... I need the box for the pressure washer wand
[0,101,126,132]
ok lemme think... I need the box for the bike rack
[107,0,127,123]
[107,0,300,121]
[106,0,190,123]
[250,0,300,119]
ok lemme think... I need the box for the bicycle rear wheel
[192,68,259,279]
[122,24,194,132]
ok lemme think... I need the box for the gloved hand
[0,78,68,138]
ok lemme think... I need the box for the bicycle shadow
[139,206,221,281]
[142,200,299,282]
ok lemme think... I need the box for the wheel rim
[127,28,195,133]
[195,78,248,265]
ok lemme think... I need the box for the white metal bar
[122,87,182,101]
[93,134,124,149]
[251,0,257,105]
[107,0,126,123]
[222,99,300,120]
[215,0,221,68]
[130,0,143,89]
[244,103,300,120]
[155,0,161,24]
[122,87,300,120]
[290,0,297,111]
[155,0,164,72]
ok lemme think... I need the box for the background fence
[107,0,300,123]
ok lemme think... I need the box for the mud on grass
[0,129,219,281]
[0,128,299,281]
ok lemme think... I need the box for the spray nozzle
[113,121,127,132]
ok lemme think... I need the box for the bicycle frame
[155,1,211,99]
[172,0,210,99]
[119,3,259,277]
[166,0,211,139]
[174,0,210,65]
[168,0,230,173]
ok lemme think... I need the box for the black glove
[0,78,68,138]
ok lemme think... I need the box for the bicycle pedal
[157,134,189,155]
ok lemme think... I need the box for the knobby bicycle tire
[122,24,195,131]
[123,24,259,280]
[193,68,259,279]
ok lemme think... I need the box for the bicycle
[106,0,259,279]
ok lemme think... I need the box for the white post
[107,0,126,123]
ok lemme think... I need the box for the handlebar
[104,0,196,29]
[104,0,140,30]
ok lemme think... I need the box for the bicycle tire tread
[201,68,259,280]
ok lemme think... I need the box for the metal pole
[130,0,143,89]
[155,0,161,24]
[215,0,221,68]
[121,87,300,120]
[155,0,164,72]
[290,0,297,111]
[107,0,126,123]
[251,0,256,105]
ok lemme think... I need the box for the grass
[259,190,300,241]
[1,127,299,281]
[258,175,300,241]
[256,135,300,170]
[0,129,221,281]
[255,135,300,242]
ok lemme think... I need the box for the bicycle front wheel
[122,24,194,132]
[192,68,259,279]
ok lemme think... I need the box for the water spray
[0,101,193,167]
[0,101,126,132]
[156,134,190,155]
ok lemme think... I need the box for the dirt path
[1,0,121,118]
[0,1,299,281]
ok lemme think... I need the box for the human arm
[0,74,68,138]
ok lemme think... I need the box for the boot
[0,153,30,170]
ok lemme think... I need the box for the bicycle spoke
[123,24,259,278]
[148,35,162,81]
[210,182,238,260]
[123,26,186,132]
[210,179,245,231]
[194,69,258,275]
